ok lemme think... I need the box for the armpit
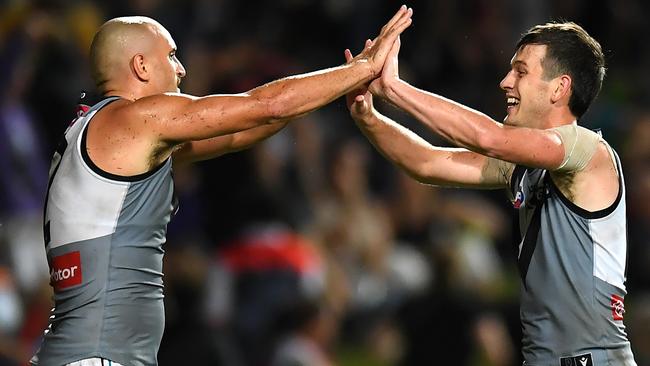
[480,157,515,187]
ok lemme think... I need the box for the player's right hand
[351,5,412,78]
[369,36,402,98]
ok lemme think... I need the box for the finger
[353,96,364,112]
[374,7,411,52]
[389,7,413,37]
[353,96,369,115]
[388,36,401,57]
[386,6,413,37]
[380,5,407,37]
[344,49,353,63]
[365,39,373,51]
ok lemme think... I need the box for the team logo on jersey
[513,190,525,209]
[611,294,625,321]
[559,353,592,366]
[50,251,82,291]
[75,103,90,117]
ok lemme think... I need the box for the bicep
[130,93,274,145]
[418,148,512,189]
[481,125,565,171]
[171,135,235,166]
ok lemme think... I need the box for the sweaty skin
[82,9,413,178]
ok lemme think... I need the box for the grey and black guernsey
[32,97,178,366]
[509,136,636,366]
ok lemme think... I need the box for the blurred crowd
[1,0,650,365]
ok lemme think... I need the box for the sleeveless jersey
[31,97,177,366]
[510,139,636,366]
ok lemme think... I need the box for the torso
[32,98,178,366]
[509,140,636,365]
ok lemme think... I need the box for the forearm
[354,109,507,188]
[354,110,439,182]
[139,73,372,144]
[172,122,288,165]
[383,79,502,153]
[249,60,375,121]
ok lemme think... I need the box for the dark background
[1,0,650,365]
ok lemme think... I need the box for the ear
[131,54,149,82]
[551,74,571,103]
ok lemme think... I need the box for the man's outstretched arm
[366,36,565,171]
[349,92,513,189]
[344,43,512,189]
[377,80,565,170]
[123,6,413,146]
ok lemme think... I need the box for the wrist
[382,77,402,101]
[353,59,376,82]
[352,108,376,126]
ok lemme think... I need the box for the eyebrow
[512,60,527,68]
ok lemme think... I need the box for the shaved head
[90,16,174,92]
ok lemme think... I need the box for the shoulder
[587,140,619,176]
[109,93,197,121]
[91,94,185,138]
[551,136,619,210]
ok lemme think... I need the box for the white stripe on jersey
[47,107,129,249]
[590,198,627,290]
[591,143,627,291]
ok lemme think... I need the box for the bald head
[89,16,172,92]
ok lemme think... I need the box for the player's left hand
[351,5,412,78]
[369,36,402,98]
[344,46,374,120]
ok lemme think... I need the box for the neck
[543,108,577,129]
[100,80,146,101]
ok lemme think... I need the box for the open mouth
[506,96,520,110]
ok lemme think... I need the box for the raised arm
[87,7,412,176]
[369,37,565,171]
[348,92,512,189]
[377,80,564,170]
[344,43,513,189]
[125,6,412,144]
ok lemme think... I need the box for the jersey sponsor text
[50,251,82,291]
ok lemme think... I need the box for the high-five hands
[370,35,402,98]
[349,5,412,78]
[345,6,410,120]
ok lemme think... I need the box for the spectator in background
[271,299,338,366]
[2,1,650,365]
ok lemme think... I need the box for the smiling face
[499,44,556,128]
